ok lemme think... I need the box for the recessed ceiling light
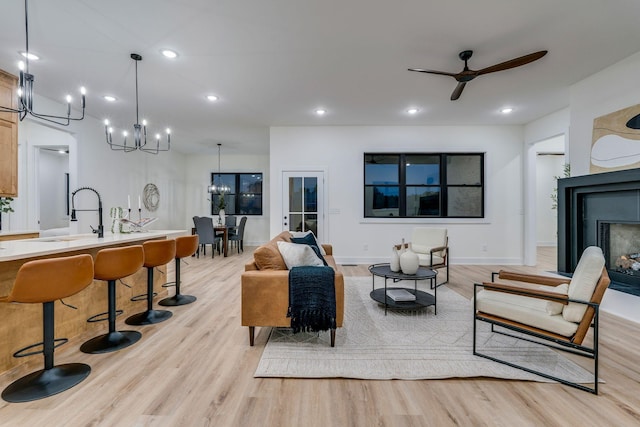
[160,49,178,59]
[501,107,514,114]
[206,94,219,102]
[103,95,117,102]
[315,108,326,116]
[407,108,419,115]
[19,51,39,60]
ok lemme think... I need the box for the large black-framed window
[364,153,484,218]
[210,173,263,215]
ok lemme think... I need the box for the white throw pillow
[542,283,570,315]
[289,231,326,256]
[276,241,324,269]
[562,246,605,323]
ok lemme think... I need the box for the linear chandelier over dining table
[208,143,230,193]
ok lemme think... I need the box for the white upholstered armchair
[473,246,610,394]
[407,228,449,285]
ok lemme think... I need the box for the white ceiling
[1,0,640,155]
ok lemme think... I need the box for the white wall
[13,94,188,234]
[12,95,272,244]
[536,153,563,246]
[270,125,526,265]
[568,50,640,323]
[9,118,77,232]
[569,51,640,176]
[183,151,270,246]
[522,108,570,265]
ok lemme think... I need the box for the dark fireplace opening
[598,221,640,295]
[557,168,640,297]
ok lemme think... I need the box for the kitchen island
[0,230,187,373]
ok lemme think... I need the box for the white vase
[218,208,225,226]
[390,246,401,272]
[400,244,420,275]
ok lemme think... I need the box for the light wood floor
[0,247,639,426]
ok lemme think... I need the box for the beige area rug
[254,276,595,383]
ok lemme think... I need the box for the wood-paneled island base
[0,231,40,242]
[0,230,186,372]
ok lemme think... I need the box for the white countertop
[0,230,188,262]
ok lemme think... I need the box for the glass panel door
[283,171,324,239]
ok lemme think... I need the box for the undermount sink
[36,236,88,243]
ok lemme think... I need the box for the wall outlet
[363,244,369,251]
[481,244,488,252]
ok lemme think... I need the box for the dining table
[214,225,231,257]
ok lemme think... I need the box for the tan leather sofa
[241,231,344,346]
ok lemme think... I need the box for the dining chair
[193,216,221,258]
[228,216,247,253]
[225,215,237,227]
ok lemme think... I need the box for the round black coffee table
[368,263,437,315]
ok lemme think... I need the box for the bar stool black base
[158,294,196,306]
[125,309,172,325]
[2,363,91,403]
[80,330,142,354]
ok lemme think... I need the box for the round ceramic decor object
[400,247,420,275]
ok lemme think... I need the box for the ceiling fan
[408,50,548,101]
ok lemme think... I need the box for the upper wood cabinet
[0,69,18,197]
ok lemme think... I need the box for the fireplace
[598,221,640,294]
[558,168,640,296]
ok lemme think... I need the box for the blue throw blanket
[287,266,336,333]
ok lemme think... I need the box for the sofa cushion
[415,252,445,267]
[545,283,569,315]
[291,231,326,256]
[291,234,327,265]
[563,246,605,323]
[254,242,288,270]
[273,231,293,243]
[476,289,579,337]
[277,241,325,269]
[411,228,447,257]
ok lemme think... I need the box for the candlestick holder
[138,208,142,222]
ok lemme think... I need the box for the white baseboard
[336,256,523,266]
[536,241,557,247]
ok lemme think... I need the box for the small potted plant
[217,194,226,225]
[0,197,14,230]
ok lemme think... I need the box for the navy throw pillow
[291,235,328,266]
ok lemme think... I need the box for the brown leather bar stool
[1,254,94,403]
[81,245,144,354]
[159,235,199,306]
[126,239,176,325]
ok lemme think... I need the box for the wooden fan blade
[476,50,547,76]
[408,68,458,78]
[450,82,466,100]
